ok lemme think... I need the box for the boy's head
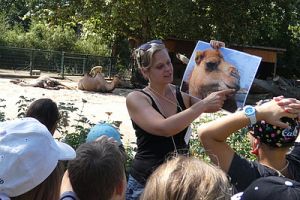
[249,117,299,148]
[249,99,299,148]
[68,137,126,200]
[86,123,122,145]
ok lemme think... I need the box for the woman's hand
[210,40,225,49]
[201,89,235,113]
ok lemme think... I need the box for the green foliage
[0,0,30,28]
[0,13,8,45]
[16,96,35,118]
[0,98,6,122]
[57,100,94,150]
[227,128,256,160]
[191,112,256,162]
[2,21,73,51]
[73,34,110,56]
[124,144,135,175]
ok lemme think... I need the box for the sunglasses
[138,40,164,51]
[135,40,164,67]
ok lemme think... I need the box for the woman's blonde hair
[140,156,232,200]
[134,40,166,70]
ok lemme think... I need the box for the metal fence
[0,46,117,78]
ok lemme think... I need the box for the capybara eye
[206,62,218,72]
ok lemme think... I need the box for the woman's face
[146,49,173,84]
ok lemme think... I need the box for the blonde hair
[134,42,166,70]
[140,156,232,200]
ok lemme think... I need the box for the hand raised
[210,40,225,49]
[274,97,300,116]
[202,89,235,113]
[256,99,298,128]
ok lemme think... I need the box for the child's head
[0,118,75,199]
[249,117,299,148]
[231,176,300,200]
[86,123,122,145]
[140,156,232,200]
[249,99,299,148]
[26,98,60,134]
[68,137,126,200]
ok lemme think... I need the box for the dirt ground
[0,71,137,145]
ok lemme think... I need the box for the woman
[140,156,232,200]
[198,97,300,192]
[125,39,234,199]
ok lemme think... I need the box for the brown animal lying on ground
[78,73,120,93]
[188,49,240,112]
[10,75,71,90]
[89,66,103,77]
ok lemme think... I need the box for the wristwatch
[243,105,257,125]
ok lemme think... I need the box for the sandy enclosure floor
[0,76,137,145]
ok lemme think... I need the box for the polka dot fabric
[250,117,299,148]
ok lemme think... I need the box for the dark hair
[25,98,60,135]
[68,137,126,200]
[12,162,64,200]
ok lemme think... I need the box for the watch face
[245,106,255,115]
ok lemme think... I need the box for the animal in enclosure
[78,73,120,93]
[89,66,103,77]
[188,49,240,112]
[10,75,72,90]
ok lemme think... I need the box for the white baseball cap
[0,117,76,197]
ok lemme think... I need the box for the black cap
[231,176,300,200]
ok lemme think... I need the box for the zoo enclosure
[0,46,118,78]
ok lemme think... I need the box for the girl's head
[134,40,172,81]
[140,156,232,200]
[25,98,60,135]
[0,118,75,200]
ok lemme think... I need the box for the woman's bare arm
[126,89,234,137]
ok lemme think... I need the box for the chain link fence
[0,46,118,78]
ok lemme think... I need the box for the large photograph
[180,41,262,112]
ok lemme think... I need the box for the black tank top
[130,86,189,185]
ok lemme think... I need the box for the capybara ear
[195,51,204,65]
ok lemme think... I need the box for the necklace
[278,160,290,174]
[146,84,183,155]
[147,84,182,112]
[265,160,290,177]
